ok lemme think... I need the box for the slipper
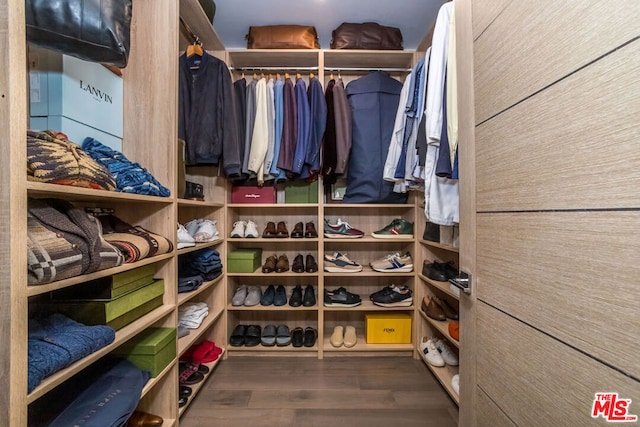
[194,219,219,243]
[291,327,304,347]
[189,340,223,363]
[229,324,246,347]
[179,363,204,385]
[179,361,209,375]
[304,327,318,347]
[276,324,291,347]
[244,325,262,347]
[261,324,277,346]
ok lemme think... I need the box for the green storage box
[113,327,176,377]
[51,264,156,300]
[52,279,165,330]
[284,181,318,203]
[227,248,262,273]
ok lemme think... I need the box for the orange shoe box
[365,313,412,344]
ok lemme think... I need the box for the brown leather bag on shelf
[330,22,403,50]
[246,25,320,49]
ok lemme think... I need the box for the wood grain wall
[470,0,640,425]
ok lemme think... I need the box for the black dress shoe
[302,285,316,307]
[179,385,192,398]
[305,254,318,273]
[289,285,303,307]
[422,260,447,281]
[291,327,304,347]
[292,254,305,273]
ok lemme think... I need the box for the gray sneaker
[231,285,247,306]
[244,285,262,306]
[323,252,363,273]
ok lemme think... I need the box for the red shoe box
[230,185,276,204]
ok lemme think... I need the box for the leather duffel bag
[331,22,403,50]
[246,25,320,49]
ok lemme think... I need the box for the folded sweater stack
[178,302,209,329]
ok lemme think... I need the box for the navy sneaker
[273,285,287,306]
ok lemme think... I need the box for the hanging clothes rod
[325,67,412,72]
[229,66,319,71]
[179,16,202,46]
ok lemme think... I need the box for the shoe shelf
[178,306,226,356]
[419,239,459,253]
[227,203,318,209]
[27,181,176,205]
[27,304,175,403]
[27,254,175,297]
[322,301,414,312]
[323,236,414,243]
[322,337,414,353]
[323,203,415,209]
[419,311,459,349]
[324,266,415,277]
[418,274,461,300]
[227,271,320,277]
[178,348,226,418]
[418,352,460,406]
[227,345,319,354]
[176,239,224,255]
[228,237,319,243]
[227,304,319,311]
[177,198,225,208]
[178,275,224,306]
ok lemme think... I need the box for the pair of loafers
[261,324,292,346]
[229,324,261,347]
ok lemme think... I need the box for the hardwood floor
[180,357,459,427]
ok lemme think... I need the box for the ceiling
[210,0,446,50]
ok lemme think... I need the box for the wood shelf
[227,49,320,69]
[419,274,461,300]
[323,236,414,243]
[227,237,319,243]
[178,275,223,306]
[420,311,460,349]
[141,359,177,399]
[419,352,459,406]
[27,181,175,204]
[177,198,224,208]
[178,0,224,50]
[178,307,225,356]
[324,203,415,209]
[323,300,414,312]
[178,348,225,418]
[176,240,224,255]
[227,304,319,312]
[323,50,415,70]
[227,271,320,278]
[324,266,415,277]
[27,254,174,297]
[419,239,459,253]
[322,336,413,352]
[27,304,175,403]
[226,345,319,354]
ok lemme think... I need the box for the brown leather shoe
[262,255,277,273]
[421,296,445,321]
[276,221,289,238]
[305,221,318,238]
[125,411,164,427]
[434,296,459,320]
[291,222,304,238]
[262,221,276,238]
[276,254,289,272]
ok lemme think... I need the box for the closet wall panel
[476,211,640,379]
[477,303,640,425]
[476,388,515,427]
[471,0,510,41]
[474,0,640,124]
[476,39,640,212]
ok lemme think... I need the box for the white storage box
[29,47,123,144]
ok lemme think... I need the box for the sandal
[261,324,277,347]
[244,324,262,347]
[303,327,318,347]
[229,324,247,347]
[276,324,291,347]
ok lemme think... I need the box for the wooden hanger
[309,72,315,79]
[330,72,334,80]
[296,73,302,79]
[285,72,290,79]
[186,40,203,58]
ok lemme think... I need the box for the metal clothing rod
[325,67,412,72]
[229,66,319,71]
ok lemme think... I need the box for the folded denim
[178,275,204,293]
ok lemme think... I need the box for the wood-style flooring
[179,356,458,427]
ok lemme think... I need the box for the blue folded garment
[48,358,150,427]
[28,313,115,393]
[82,137,171,197]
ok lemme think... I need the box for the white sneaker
[230,220,246,238]
[194,219,219,242]
[420,337,445,367]
[244,220,259,238]
[451,374,459,395]
[177,223,196,249]
[184,218,203,237]
[435,339,459,366]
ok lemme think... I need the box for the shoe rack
[416,219,461,405]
